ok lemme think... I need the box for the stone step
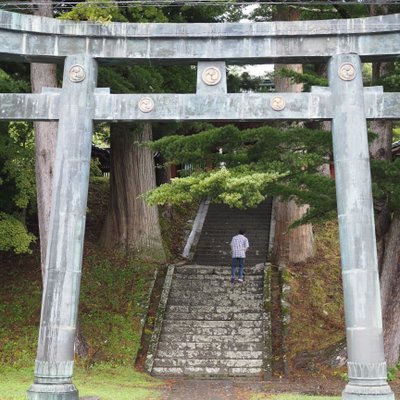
[193,255,267,262]
[193,259,267,266]
[204,213,271,219]
[156,349,263,360]
[169,287,264,297]
[163,312,263,321]
[157,340,264,352]
[170,275,263,283]
[165,304,264,314]
[161,323,264,336]
[203,210,271,216]
[161,320,263,329]
[154,358,264,368]
[199,228,270,233]
[193,251,268,256]
[152,366,263,377]
[173,270,264,278]
[195,240,269,246]
[199,231,270,236]
[170,277,263,286]
[166,300,264,309]
[169,288,264,299]
[175,265,265,273]
[172,271,264,279]
[159,332,264,343]
[170,280,263,289]
[167,291,264,300]
[174,275,264,282]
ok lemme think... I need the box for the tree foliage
[146,167,284,209]
[0,212,36,254]
[145,124,337,220]
[0,67,36,255]
[145,120,400,225]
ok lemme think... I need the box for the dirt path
[159,376,400,399]
[160,379,266,400]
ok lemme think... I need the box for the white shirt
[230,234,249,258]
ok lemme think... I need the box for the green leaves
[0,213,36,254]
[0,122,36,211]
[58,0,127,23]
[0,120,36,255]
[0,68,29,93]
[379,62,400,92]
[371,158,400,214]
[145,167,284,209]
[145,123,335,215]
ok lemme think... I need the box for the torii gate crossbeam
[0,10,398,400]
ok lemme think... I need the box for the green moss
[78,254,159,365]
[158,202,197,261]
[0,265,41,367]
[264,263,272,312]
[285,221,344,363]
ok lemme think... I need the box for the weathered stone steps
[151,265,268,378]
[193,198,272,266]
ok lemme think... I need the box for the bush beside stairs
[148,199,273,378]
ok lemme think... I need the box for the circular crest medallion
[138,97,155,113]
[271,96,286,111]
[338,63,356,81]
[68,65,86,83]
[202,67,222,86]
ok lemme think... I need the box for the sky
[245,64,274,77]
[240,5,275,77]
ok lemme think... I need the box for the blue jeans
[231,257,245,280]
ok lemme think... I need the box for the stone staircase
[150,265,269,377]
[193,199,273,266]
[147,199,273,378]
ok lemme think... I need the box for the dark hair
[239,229,245,235]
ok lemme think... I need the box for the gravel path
[160,379,266,400]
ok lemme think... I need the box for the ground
[157,376,400,399]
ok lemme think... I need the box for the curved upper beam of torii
[0,10,399,64]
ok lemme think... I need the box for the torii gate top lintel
[1,10,400,64]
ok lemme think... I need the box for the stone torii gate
[0,10,399,400]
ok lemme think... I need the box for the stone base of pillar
[343,383,395,399]
[27,383,78,400]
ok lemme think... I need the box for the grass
[0,250,159,368]
[0,365,163,400]
[285,221,345,365]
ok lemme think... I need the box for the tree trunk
[367,50,400,365]
[272,12,314,265]
[272,199,314,265]
[30,0,58,275]
[380,216,400,367]
[101,123,166,262]
[31,66,57,274]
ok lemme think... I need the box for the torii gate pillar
[27,55,98,400]
[329,54,394,400]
